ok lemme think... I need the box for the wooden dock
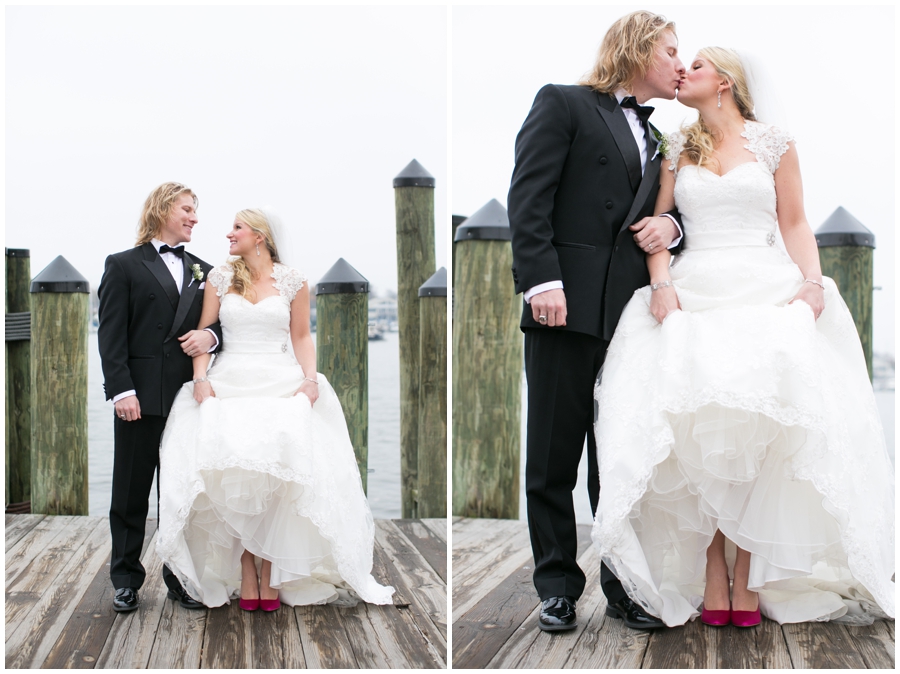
[6,514,447,669]
[452,518,895,669]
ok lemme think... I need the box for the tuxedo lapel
[620,130,662,234]
[141,243,180,309]
[596,93,642,193]
[164,252,200,343]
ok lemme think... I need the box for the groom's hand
[630,216,678,253]
[179,329,215,357]
[114,395,141,422]
[531,289,567,327]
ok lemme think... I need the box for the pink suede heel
[239,598,259,612]
[731,600,761,627]
[260,598,281,612]
[700,604,731,626]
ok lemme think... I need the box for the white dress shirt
[523,90,683,304]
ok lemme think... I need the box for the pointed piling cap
[393,159,435,188]
[316,257,369,295]
[454,198,511,242]
[30,255,89,293]
[815,206,875,248]
[418,267,447,297]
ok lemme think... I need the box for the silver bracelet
[804,279,825,290]
[193,377,208,384]
[303,377,318,385]
[650,280,673,292]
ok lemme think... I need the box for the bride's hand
[193,379,216,404]
[650,283,680,324]
[294,379,319,406]
[789,282,825,320]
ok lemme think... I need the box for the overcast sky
[452,4,895,355]
[6,5,447,297]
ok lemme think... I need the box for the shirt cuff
[112,390,137,404]
[660,213,683,249]
[524,281,564,304]
[204,327,220,353]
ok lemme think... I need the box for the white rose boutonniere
[651,125,669,161]
[189,264,204,288]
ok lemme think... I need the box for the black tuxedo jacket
[508,84,682,342]
[97,242,223,417]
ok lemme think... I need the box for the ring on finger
[538,315,548,324]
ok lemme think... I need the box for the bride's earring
[256,243,261,256]
[717,90,722,108]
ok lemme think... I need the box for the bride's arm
[191,282,221,403]
[647,159,680,323]
[774,143,825,319]
[289,283,319,405]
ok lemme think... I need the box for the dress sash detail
[683,229,776,251]
[224,341,287,354]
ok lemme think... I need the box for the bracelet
[303,377,318,385]
[193,377,208,384]
[650,280,673,292]
[804,279,825,290]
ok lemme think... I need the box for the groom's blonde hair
[579,11,676,94]
[136,182,198,246]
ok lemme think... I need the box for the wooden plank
[374,520,447,638]
[5,518,110,668]
[249,602,307,669]
[144,594,207,668]
[451,518,521,563]
[341,602,444,669]
[332,603,392,669]
[844,620,895,669]
[754,617,793,669]
[201,600,251,668]
[6,515,84,592]
[420,518,447,543]
[641,616,715,669]
[394,519,447,583]
[714,623,763,668]
[95,533,169,669]
[42,519,158,669]
[5,514,45,548]
[373,540,411,608]
[782,622,867,669]
[295,605,358,669]
[564,604,650,669]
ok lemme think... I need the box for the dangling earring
[717,90,722,108]
[256,243,261,256]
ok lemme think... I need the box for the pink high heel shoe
[260,598,281,612]
[731,598,761,627]
[239,598,260,612]
[700,603,731,627]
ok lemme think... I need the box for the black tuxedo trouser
[524,328,626,604]
[109,413,180,593]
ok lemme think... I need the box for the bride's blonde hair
[681,47,756,169]
[228,209,281,298]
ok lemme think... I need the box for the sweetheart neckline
[222,293,283,307]
[679,161,763,179]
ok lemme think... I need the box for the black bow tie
[620,96,654,123]
[158,244,185,258]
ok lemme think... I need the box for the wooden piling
[452,199,521,519]
[6,248,32,509]
[315,258,370,492]
[417,267,447,518]
[814,206,875,380]
[393,159,436,518]
[30,256,90,515]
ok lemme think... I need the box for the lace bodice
[665,121,794,237]
[208,262,307,346]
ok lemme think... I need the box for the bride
[156,208,394,610]
[592,48,894,627]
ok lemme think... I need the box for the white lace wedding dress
[156,262,394,608]
[592,122,894,626]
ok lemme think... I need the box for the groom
[508,11,685,631]
[98,182,223,612]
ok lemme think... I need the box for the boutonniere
[188,264,204,287]
[650,125,669,161]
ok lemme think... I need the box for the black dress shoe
[167,585,206,610]
[113,587,140,612]
[606,597,664,629]
[539,595,577,632]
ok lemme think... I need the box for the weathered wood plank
[641,616,715,669]
[144,594,207,668]
[844,620,894,669]
[42,519,157,669]
[372,540,411,608]
[754,617,793,669]
[295,605,357,669]
[5,514,45,548]
[420,518,447,543]
[5,518,109,668]
[451,517,520,561]
[343,603,444,669]
[201,600,251,669]
[714,623,763,669]
[394,519,447,583]
[564,605,650,669]
[374,520,446,638]
[6,515,86,593]
[249,602,307,669]
[782,621,867,669]
[336,603,393,669]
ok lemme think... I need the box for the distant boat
[368,322,385,341]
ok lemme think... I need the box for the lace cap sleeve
[742,121,795,174]
[664,130,685,174]
[207,264,234,297]
[272,264,307,303]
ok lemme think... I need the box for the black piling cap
[418,267,447,297]
[453,199,511,242]
[6,248,30,258]
[30,255,89,293]
[815,206,875,248]
[393,159,435,188]
[316,258,369,295]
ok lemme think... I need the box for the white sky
[452,4,895,355]
[6,5,448,298]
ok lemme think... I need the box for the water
[517,373,896,524]
[88,331,401,519]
